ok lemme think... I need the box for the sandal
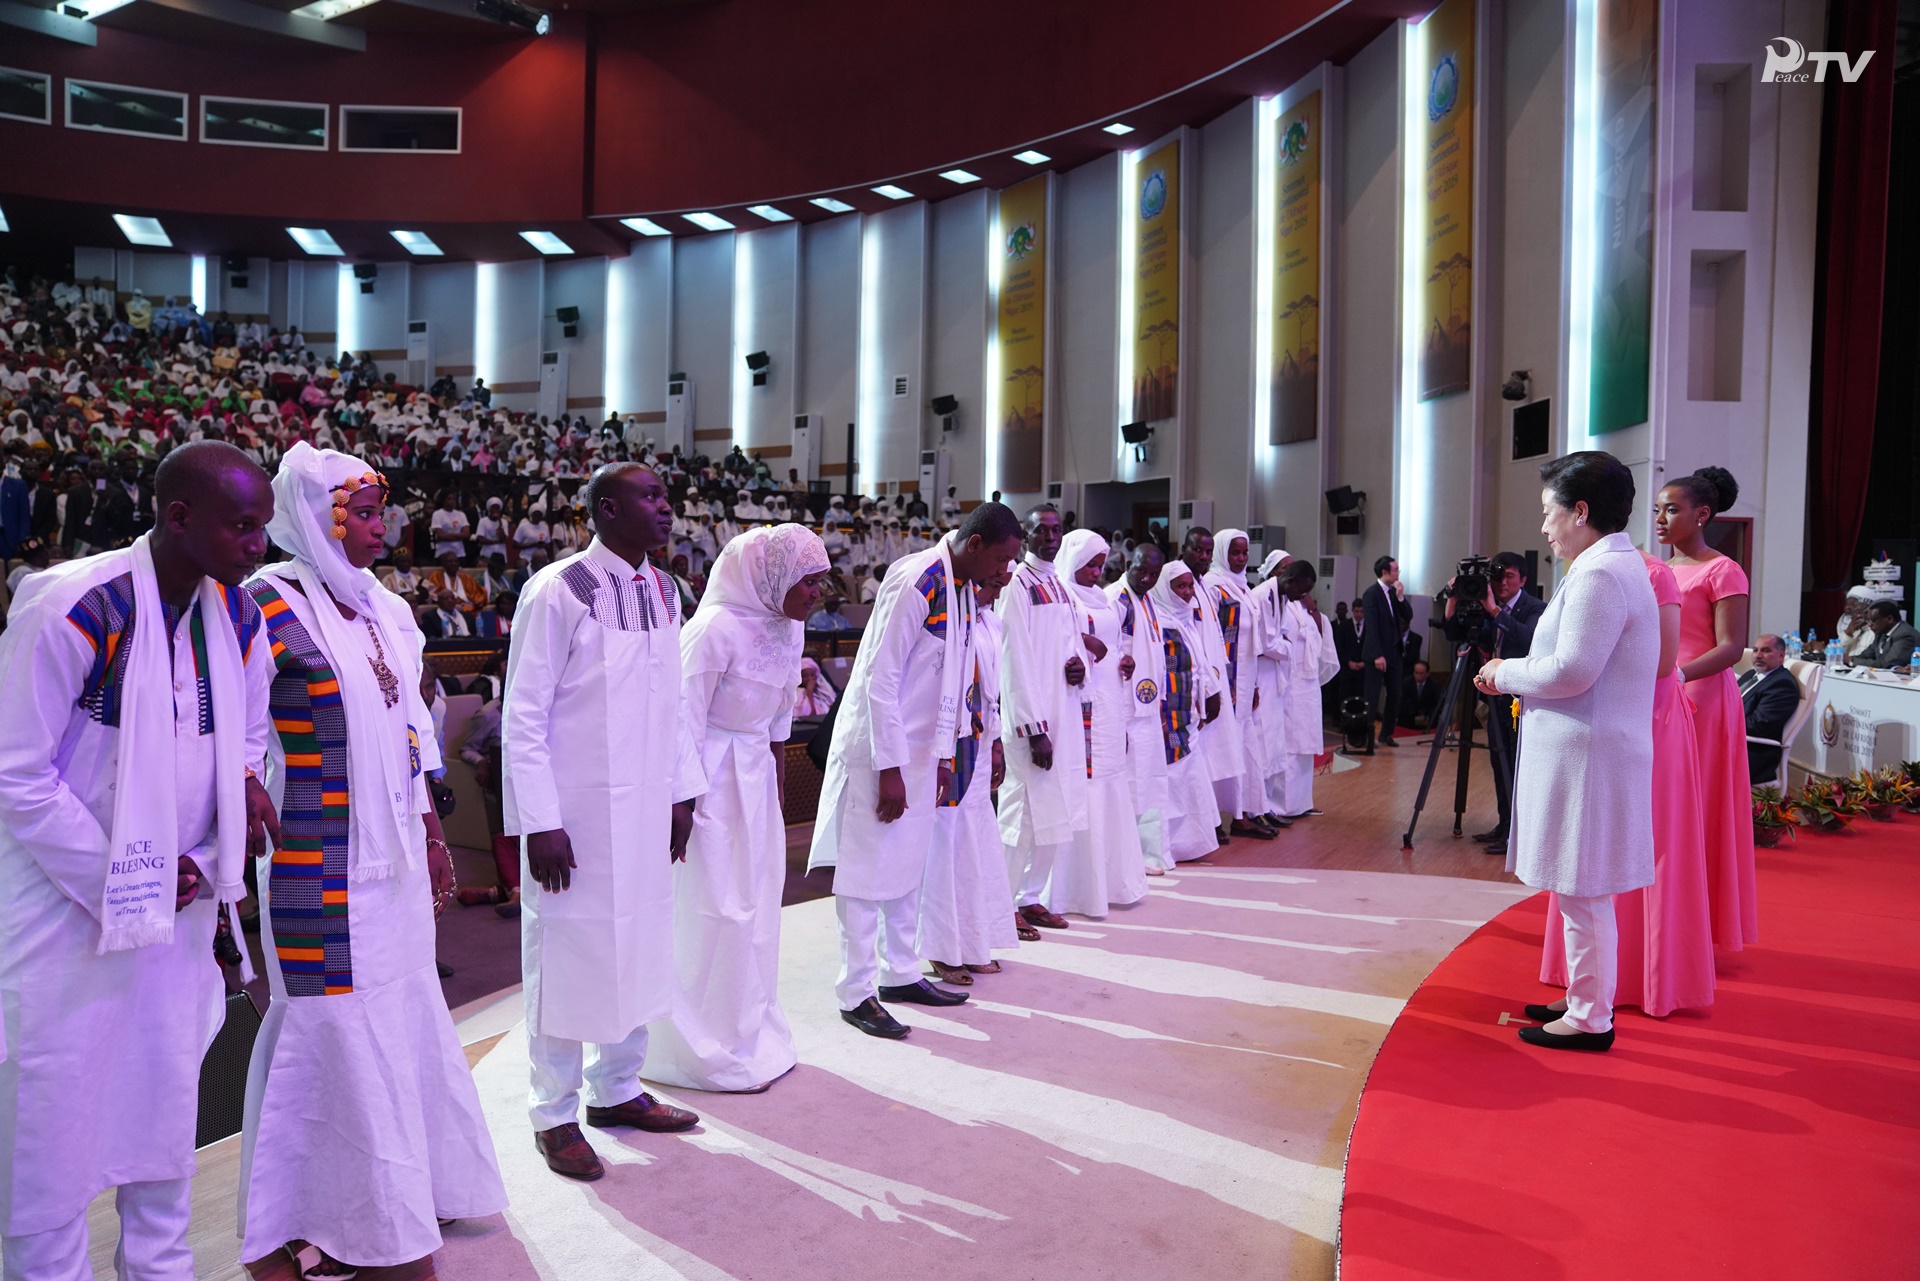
[928,960,973,986]
[963,960,1002,975]
[286,1241,357,1280]
[1014,914,1042,942]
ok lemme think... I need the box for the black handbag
[429,774,457,817]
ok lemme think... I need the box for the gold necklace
[362,617,400,708]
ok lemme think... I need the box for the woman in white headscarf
[240,443,505,1279]
[1204,529,1279,838]
[1148,561,1223,863]
[644,523,831,1093]
[1049,530,1149,915]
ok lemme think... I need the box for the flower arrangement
[1751,786,1797,847]
[1848,767,1915,822]
[1791,777,1867,833]
[1904,760,1920,813]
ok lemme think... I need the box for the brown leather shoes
[534,1123,605,1181]
[585,1092,700,1132]
[1018,903,1069,930]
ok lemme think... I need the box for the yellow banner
[996,175,1047,493]
[1271,91,1322,444]
[1132,138,1181,425]
[1417,0,1474,401]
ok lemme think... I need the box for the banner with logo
[1272,91,1322,444]
[996,175,1048,492]
[1132,138,1181,425]
[1416,0,1474,401]
[1590,0,1658,434]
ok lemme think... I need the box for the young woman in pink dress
[1656,467,1757,948]
[1540,551,1716,1015]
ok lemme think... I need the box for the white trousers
[527,1026,649,1132]
[1136,809,1173,873]
[2,1179,191,1281]
[1004,838,1068,909]
[1269,752,1315,817]
[1557,894,1618,1034]
[835,893,923,1010]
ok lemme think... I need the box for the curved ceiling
[0,0,1425,262]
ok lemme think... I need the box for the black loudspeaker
[555,306,580,324]
[229,275,249,290]
[1511,398,1551,460]
[222,255,247,273]
[1336,513,1363,537]
[196,990,264,1148]
[353,263,378,281]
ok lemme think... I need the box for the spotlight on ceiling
[114,214,172,248]
[810,197,855,213]
[871,184,914,200]
[939,169,980,184]
[1013,149,1051,165]
[747,205,793,223]
[622,217,670,237]
[684,211,735,232]
[1102,122,1136,135]
[473,0,548,35]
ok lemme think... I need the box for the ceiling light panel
[810,197,855,213]
[113,214,171,247]
[519,230,573,255]
[289,0,378,18]
[1103,122,1135,135]
[871,184,913,200]
[621,217,671,236]
[389,230,443,256]
[286,226,343,255]
[747,205,794,223]
[940,169,980,184]
[684,211,735,232]
[1013,150,1051,165]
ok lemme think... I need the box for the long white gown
[239,576,506,1267]
[644,669,798,1092]
[1109,580,1174,872]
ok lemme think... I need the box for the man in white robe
[1263,555,1340,818]
[997,506,1087,932]
[503,463,708,1183]
[1179,527,1242,839]
[1109,543,1175,872]
[1206,529,1284,837]
[809,504,1023,1038]
[0,443,278,1279]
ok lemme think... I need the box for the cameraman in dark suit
[1740,633,1801,785]
[1361,555,1413,748]
[1443,552,1543,855]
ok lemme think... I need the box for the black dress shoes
[1524,1003,1567,1023]
[1485,841,1508,857]
[1519,1024,1615,1052]
[841,998,910,1038]
[877,980,970,1006]
[1471,828,1507,843]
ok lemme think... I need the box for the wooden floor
[84,739,1512,1279]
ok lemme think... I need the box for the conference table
[1790,665,1920,777]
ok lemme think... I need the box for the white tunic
[643,666,797,1092]
[1492,533,1659,898]
[503,540,707,1046]
[1186,574,1243,787]
[996,556,1088,850]
[808,546,972,902]
[0,553,270,1235]
[1049,583,1148,916]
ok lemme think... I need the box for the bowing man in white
[1205,530,1283,838]
[1476,452,1657,1052]
[239,444,505,1277]
[808,503,1024,1039]
[503,463,708,1183]
[1048,530,1148,916]
[644,524,830,1094]
[1109,543,1175,874]
[1149,561,1225,863]
[1177,528,1243,840]
[997,506,1088,934]
[0,442,278,1280]
[916,576,1018,987]
[1260,554,1341,820]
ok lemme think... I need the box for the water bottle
[1806,626,1819,655]
[1784,632,1802,662]
[1826,637,1843,671]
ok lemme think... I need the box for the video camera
[1437,554,1495,631]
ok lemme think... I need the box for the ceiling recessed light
[519,230,573,255]
[289,0,377,18]
[285,226,343,255]
[621,217,670,237]
[747,205,794,223]
[871,184,914,200]
[1102,122,1135,136]
[63,0,136,17]
[939,169,981,184]
[114,215,172,248]
[389,230,443,256]
[810,197,855,213]
[1013,150,1051,165]
[0,205,9,234]
[684,211,735,232]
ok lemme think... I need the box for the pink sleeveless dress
[1542,555,1716,1014]
[1671,554,1757,948]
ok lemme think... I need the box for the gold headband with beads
[329,470,388,540]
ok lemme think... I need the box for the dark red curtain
[1805,0,1897,637]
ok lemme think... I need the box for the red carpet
[1338,816,1920,1280]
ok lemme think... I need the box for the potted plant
[1752,786,1797,847]
[1904,761,1920,814]
[1852,767,1916,822]
[1792,777,1867,833]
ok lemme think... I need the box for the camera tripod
[1400,638,1512,850]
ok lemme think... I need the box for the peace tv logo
[1761,37,1873,83]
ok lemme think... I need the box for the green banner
[1590,0,1658,434]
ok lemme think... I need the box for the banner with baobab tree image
[1132,138,1181,424]
[995,175,1048,493]
[1417,0,1473,401]
[1272,91,1322,444]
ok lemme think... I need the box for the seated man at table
[1848,601,1918,670]
[1398,660,1442,732]
[808,595,857,632]
[1740,633,1801,784]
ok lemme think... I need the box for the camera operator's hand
[1443,576,1458,620]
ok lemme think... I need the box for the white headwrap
[1058,528,1114,615]
[1148,561,1205,648]
[681,523,830,688]
[257,442,426,882]
[1259,548,1290,578]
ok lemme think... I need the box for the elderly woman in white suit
[1475,452,1658,1052]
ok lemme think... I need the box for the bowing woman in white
[240,443,505,1277]
[1476,451,1658,1052]
[644,524,830,1094]
[1109,543,1175,873]
[1148,562,1224,863]
[1048,530,1148,916]
[1204,530,1278,838]
[503,463,708,1183]
[1259,554,1340,819]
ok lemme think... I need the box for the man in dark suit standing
[1398,660,1442,732]
[1360,556,1413,748]
[1741,633,1801,786]
[1445,552,1543,853]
